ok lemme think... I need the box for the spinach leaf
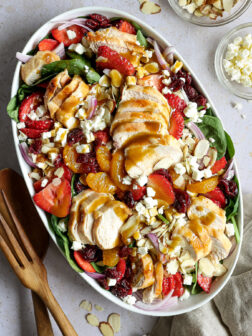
[86,69,101,84]
[66,51,91,66]
[27,32,52,56]
[7,96,19,122]
[71,174,77,197]
[157,214,170,225]
[197,105,205,111]
[49,215,83,273]
[231,216,240,244]
[191,262,201,295]
[197,115,227,160]
[225,131,235,159]
[91,262,106,273]
[225,176,239,220]
[137,30,148,47]
[205,107,214,116]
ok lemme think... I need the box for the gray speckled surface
[0,0,251,335]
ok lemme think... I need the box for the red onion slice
[147,38,171,71]
[87,97,97,120]
[147,233,159,251]
[187,121,205,140]
[223,159,234,180]
[52,19,93,32]
[53,42,65,59]
[16,52,32,63]
[85,272,105,279]
[135,290,178,311]
[163,46,175,65]
[19,143,37,168]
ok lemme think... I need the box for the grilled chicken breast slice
[121,85,169,106]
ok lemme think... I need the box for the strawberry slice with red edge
[148,174,175,205]
[38,38,59,51]
[97,46,135,76]
[33,177,51,193]
[116,259,126,281]
[115,20,136,34]
[20,128,44,139]
[169,111,184,139]
[197,273,212,293]
[138,74,164,92]
[51,25,87,47]
[93,128,110,147]
[25,119,54,131]
[33,178,71,217]
[57,164,73,182]
[74,251,96,273]
[172,272,184,297]
[131,185,146,201]
[18,92,44,122]
[164,93,187,114]
[211,156,227,174]
[204,187,226,208]
[162,275,175,296]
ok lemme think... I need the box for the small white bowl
[10,7,243,316]
[215,22,252,99]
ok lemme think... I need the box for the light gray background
[0,1,251,335]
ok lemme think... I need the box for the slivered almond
[140,1,162,14]
[99,322,114,336]
[86,313,99,327]
[208,148,217,168]
[79,299,92,312]
[108,313,121,333]
[94,304,104,311]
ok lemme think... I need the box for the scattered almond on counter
[139,0,162,14]
[86,313,100,327]
[108,313,121,333]
[94,304,104,311]
[79,299,92,312]
[99,322,115,336]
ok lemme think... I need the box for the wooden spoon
[0,168,53,336]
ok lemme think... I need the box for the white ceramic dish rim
[10,6,243,317]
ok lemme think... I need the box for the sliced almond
[99,322,114,336]
[213,0,223,9]
[203,155,210,166]
[79,299,92,312]
[94,304,104,311]
[107,313,121,333]
[208,148,217,168]
[222,0,234,12]
[140,1,162,14]
[194,139,210,159]
[86,313,99,327]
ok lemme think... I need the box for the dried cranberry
[119,246,132,258]
[76,152,100,173]
[177,70,192,85]
[67,128,84,146]
[111,279,131,298]
[218,179,238,199]
[100,21,111,28]
[94,128,110,148]
[124,266,132,280]
[74,179,87,194]
[85,19,100,30]
[173,189,191,213]
[98,278,109,290]
[184,85,198,100]
[81,245,102,262]
[28,139,42,154]
[123,191,135,208]
[105,268,119,279]
[169,78,185,92]
[54,153,63,168]
[89,13,109,23]
[154,169,173,184]
[193,95,207,107]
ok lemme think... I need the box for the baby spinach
[225,131,235,159]
[50,215,83,273]
[137,30,148,47]
[197,115,227,160]
[71,174,77,197]
[190,262,202,295]
[7,96,19,122]
[231,216,240,244]
[225,177,239,221]
[91,262,106,273]
[205,107,214,116]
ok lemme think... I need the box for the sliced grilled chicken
[93,200,131,250]
[199,256,227,277]
[132,254,155,289]
[85,26,145,55]
[21,51,60,85]
[44,70,71,110]
[55,78,89,129]
[121,85,168,107]
[124,135,183,178]
[208,229,232,261]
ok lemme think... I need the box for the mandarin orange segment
[96,145,111,173]
[86,172,117,194]
[187,176,219,194]
[103,248,120,267]
[63,144,85,174]
[154,261,164,296]
[110,149,130,191]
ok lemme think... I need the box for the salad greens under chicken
[8,13,240,310]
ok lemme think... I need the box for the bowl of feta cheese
[215,23,252,99]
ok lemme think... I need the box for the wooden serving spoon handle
[32,291,54,336]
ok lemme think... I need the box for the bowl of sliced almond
[167,0,251,26]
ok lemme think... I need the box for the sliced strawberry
[25,119,54,131]
[38,38,59,51]
[59,164,73,182]
[93,128,110,148]
[169,111,184,139]
[162,275,175,296]
[20,128,43,139]
[131,185,146,201]
[164,93,187,114]
[204,187,226,208]
[51,25,86,47]
[33,178,71,217]
[116,259,126,281]
[197,274,212,293]
[37,81,50,89]
[18,92,44,122]
[33,177,51,193]
[138,74,164,92]
[116,20,136,34]
[148,174,175,205]
[211,156,227,174]
[172,272,184,297]
[97,46,135,76]
[74,251,96,273]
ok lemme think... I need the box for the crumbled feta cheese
[54,128,69,146]
[146,50,153,58]
[37,162,47,170]
[86,132,95,143]
[138,246,148,255]
[30,172,41,180]
[42,131,52,139]
[225,223,235,237]
[184,102,201,123]
[36,105,46,118]
[183,274,193,285]
[203,168,212,178]
[122,176,132,185]
[136,175,148,187]
[158,206,164,214]
[17,122,25,129]
[162,78,172,85]
[75,144,91,154]
[107,278,117,287]
[75,108,86,120]
[174,163,186,175]
[48,152,58,163]
[27,110,39,121]
[132,184,138,190]
[146,187,156,197]
[68,43,86,54]
[192,168,204,181]
[123,295,137,305]
[135,202,147,216]
[41,178,48,188]
[71,241,83,251]
[166,259,179,275]
[58,219,67,233]
[162,69,170,77]
[179,289,190,301]
[143,197,158,209]
[66,29,77,40]
[18,131,28,142]
[162,86,172,95]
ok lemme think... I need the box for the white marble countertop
[0,0,251,335]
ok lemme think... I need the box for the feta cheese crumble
[225,223,235,237]
[123,295,137,305]
[66,29,77,40]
